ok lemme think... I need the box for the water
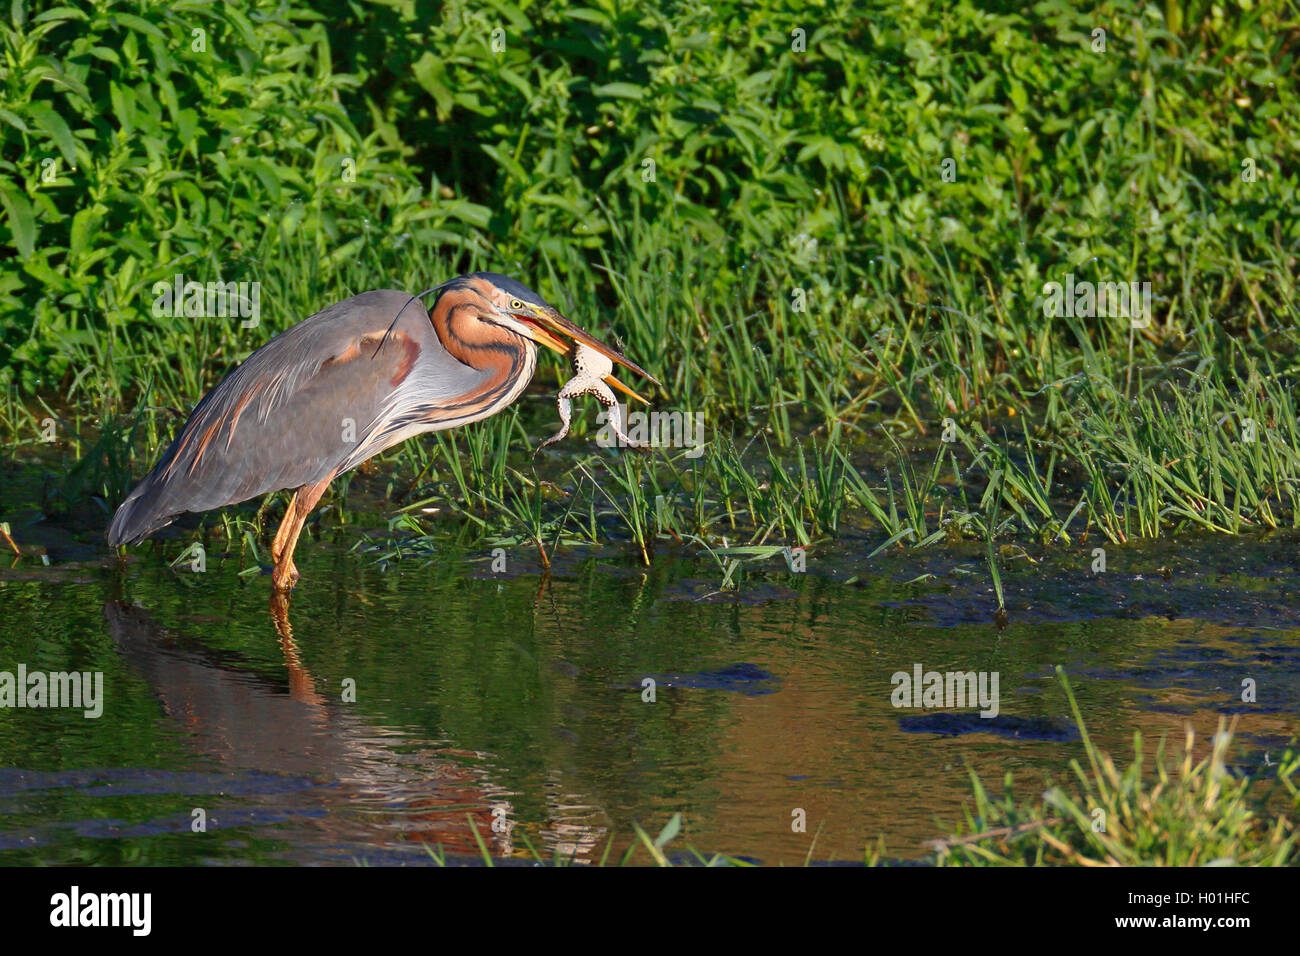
[2,514,1297,865]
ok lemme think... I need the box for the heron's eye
[510,298,525,311]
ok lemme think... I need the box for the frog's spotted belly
[537,344,645,451]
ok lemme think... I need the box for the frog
[536,342,647,452]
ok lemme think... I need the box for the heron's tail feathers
[106,479,176,547]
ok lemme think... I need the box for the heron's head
[434,272,660,404]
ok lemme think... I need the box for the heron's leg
[270,490,300,565]
[271,477,331,591]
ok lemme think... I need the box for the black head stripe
[468,272,548,308]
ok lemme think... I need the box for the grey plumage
[106,290,491,545]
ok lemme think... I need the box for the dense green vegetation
[3,0,1299,567]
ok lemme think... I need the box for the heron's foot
[271,559,299,591]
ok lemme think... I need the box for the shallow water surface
[0,532,1297,864]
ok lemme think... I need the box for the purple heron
[106,273,659,590]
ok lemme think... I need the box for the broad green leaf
[26,102,77,166]
[0,181,37,257]
[594,82,645,100]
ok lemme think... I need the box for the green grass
[2,0,1300,595]
[931,668,1299,866]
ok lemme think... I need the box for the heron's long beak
[517,305,661,405]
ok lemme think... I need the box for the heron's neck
[432,295,538,403]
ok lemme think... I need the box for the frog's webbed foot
[535,395,574,456]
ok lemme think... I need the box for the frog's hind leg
[600,393,648,450]
[535,395,574,454]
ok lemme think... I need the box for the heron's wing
[107,290,491,545]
